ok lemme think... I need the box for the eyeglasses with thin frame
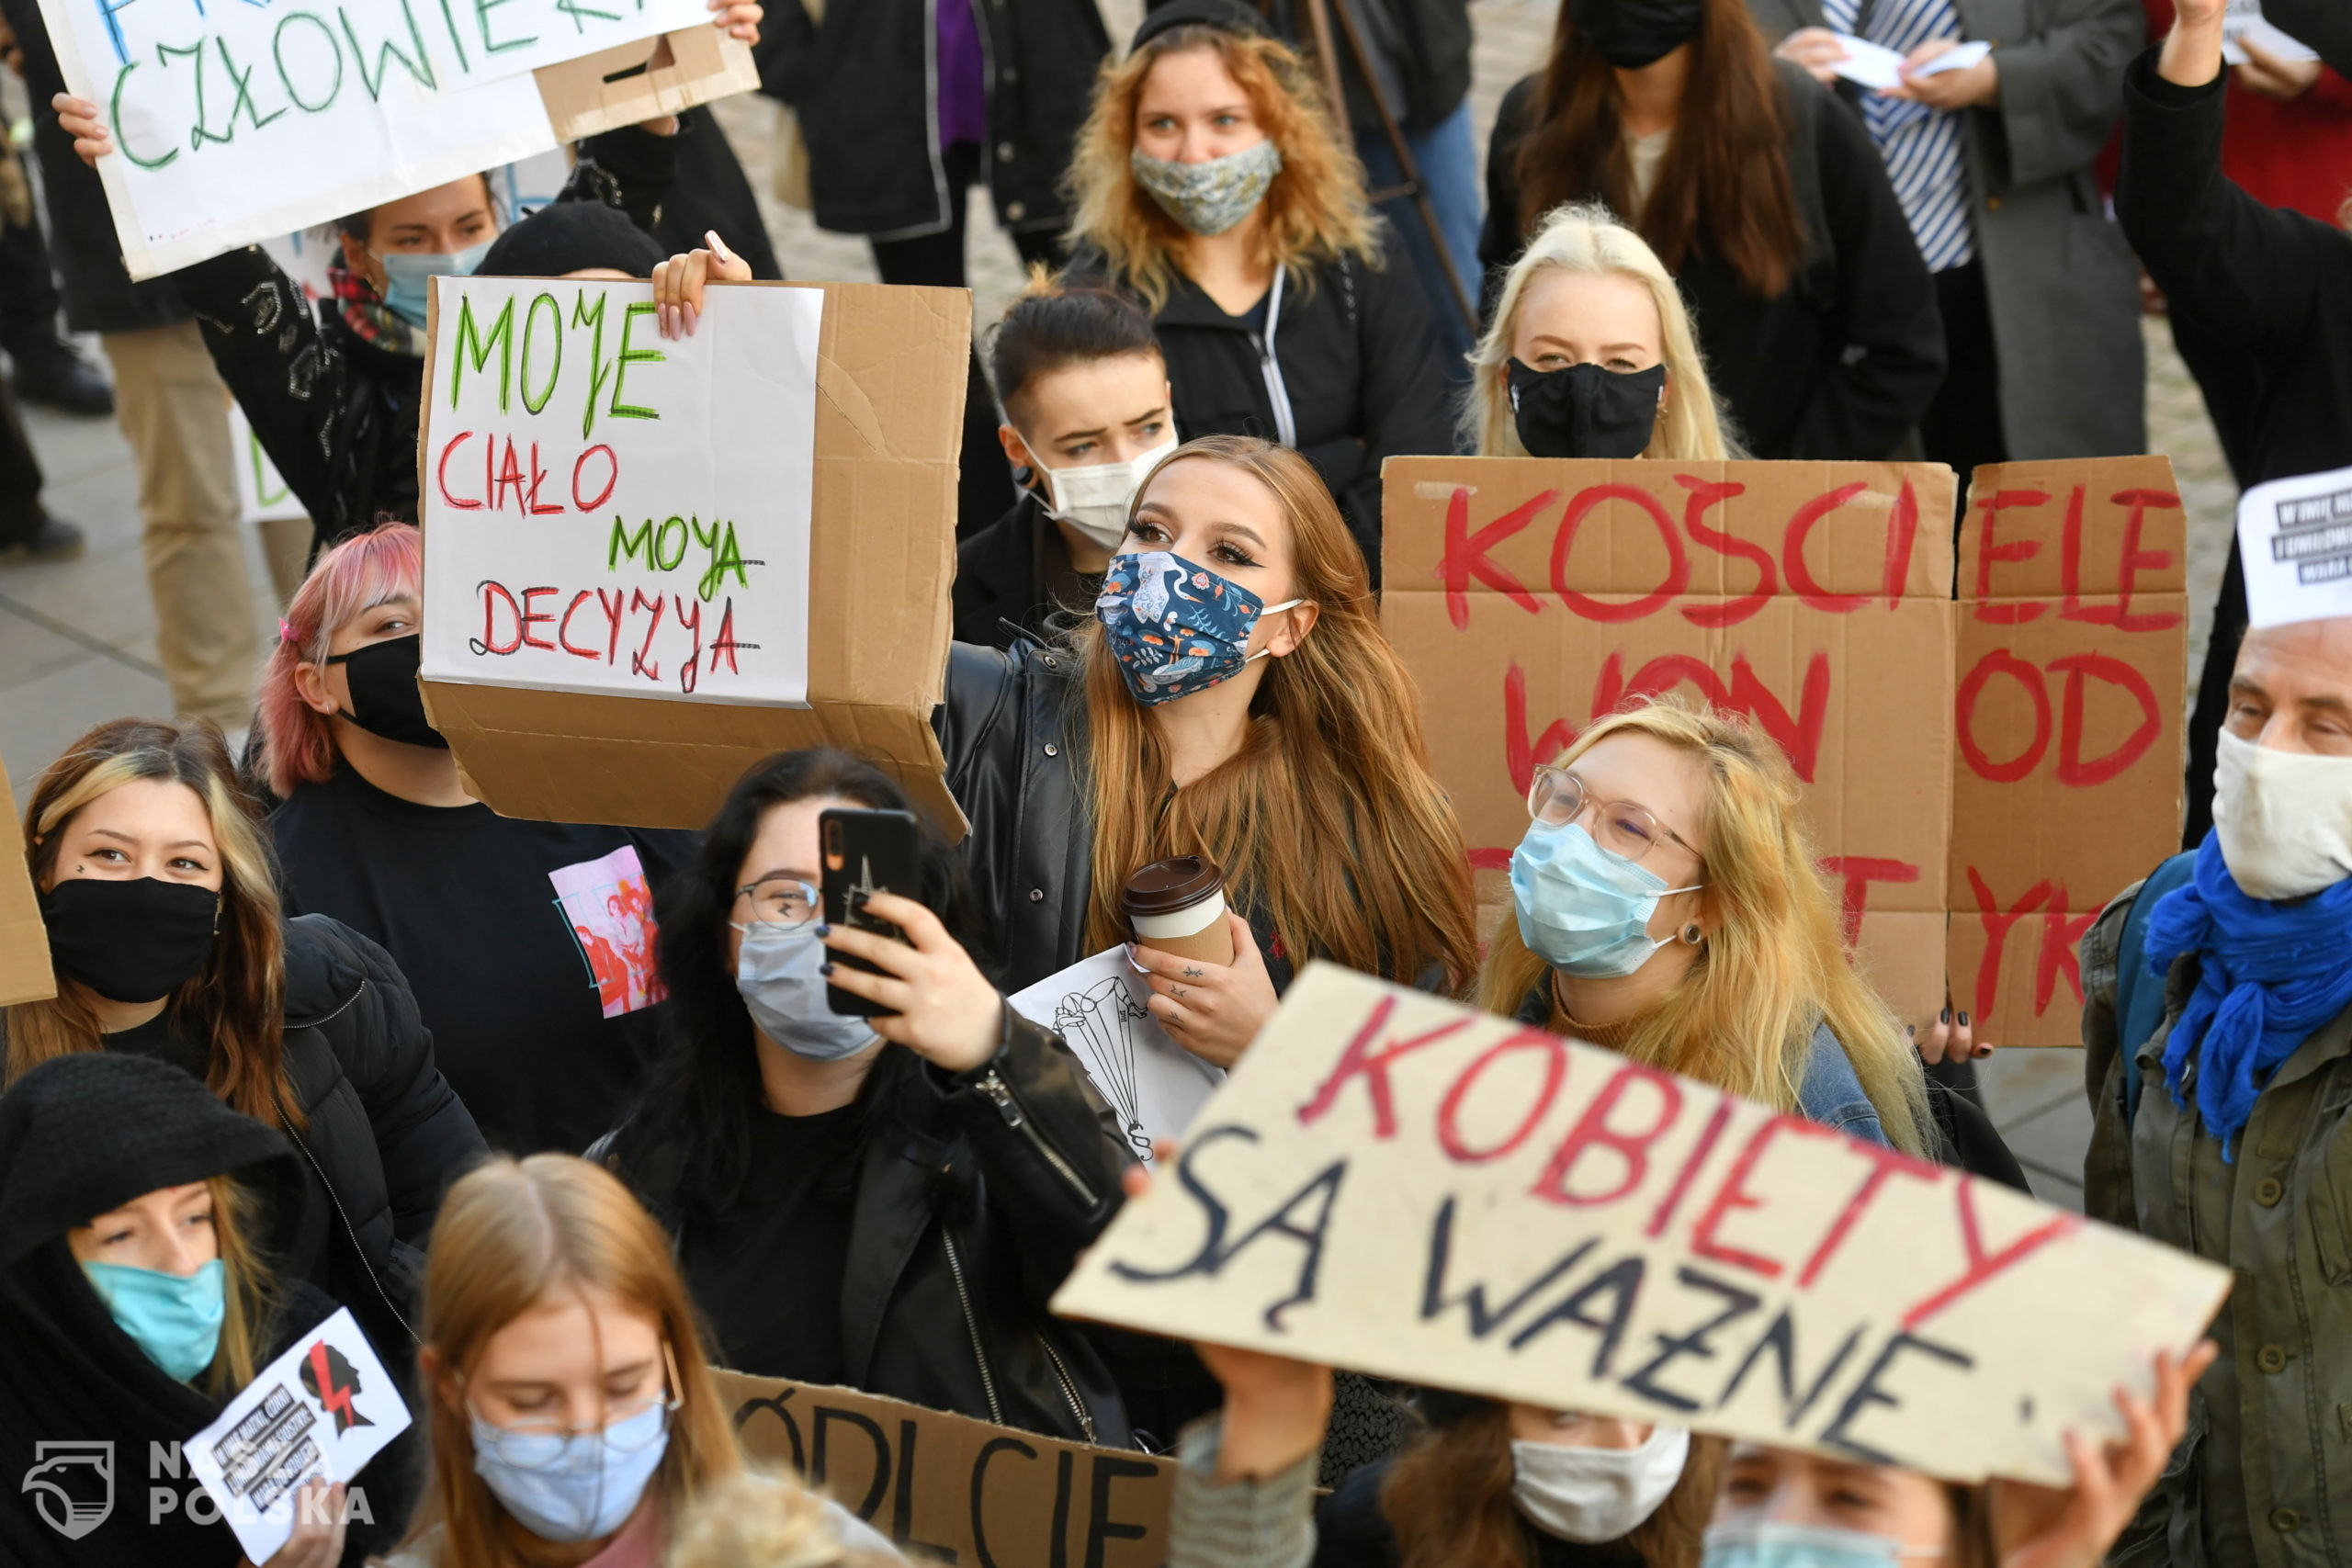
[465,1343,684,1460]
[733,874,821,931]
[1525,765,1699,865]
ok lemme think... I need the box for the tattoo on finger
[1182,967,1204,979]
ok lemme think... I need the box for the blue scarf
[2147,833,2352,1158]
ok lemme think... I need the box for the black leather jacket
[601,1009,1135,1447]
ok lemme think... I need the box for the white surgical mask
[2212,728,2352,900]
[731,919,878,1060]
[1030,434,1180,551]
[1511,1424,1690,1542]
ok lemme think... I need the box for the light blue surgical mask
[470,1399,671,1543]
[372,237,495,330]
[1702,1521,1917,1568]
[83,1258,225,1383]
[1510,820,1703,979]
[732,919,879,1061]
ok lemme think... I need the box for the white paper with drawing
[184,1307,410,1563]
[1009,947,1223,1167]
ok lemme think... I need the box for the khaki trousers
[101,321,252,729]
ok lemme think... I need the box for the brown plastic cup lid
[1121,855,1227,919]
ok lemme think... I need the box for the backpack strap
[2116,850,2199,1124]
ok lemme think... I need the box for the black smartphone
[819,807,922,1018]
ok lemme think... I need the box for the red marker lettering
[2050,651,2161,786]
[1553,485,1688,623]
[1969,490,2051,624]
[1955,649,2052,783]
[435,432,480,509]
[1441,486,1549,628]
[1688,1115,1830,1279]
[518,586,556,650]
[1531,1061,1684,1207]
[1677,477,1768,628]
[1782,481,1872,613]
[1437,1030,1569,1163]
[1964,866,2054,1028]
[1295,996,1472,1138]
[1820,856,1921,949]
[1899,1179,2080,1329]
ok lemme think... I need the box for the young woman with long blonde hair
[6,718,482,1357]
[1466,201,1734,462]
[382,1154,895,1568]
[1059,2,1450,566]
[1475,698,1929,1154]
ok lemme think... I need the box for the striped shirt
[1823,0,1978,271]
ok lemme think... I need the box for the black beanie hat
[1133,0,1272,51]
[476,201,665,281]
[0,1053,290,1268]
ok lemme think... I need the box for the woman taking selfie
[598,747,1133,1445]
[6,718,484,1353]
[1481,0,1940,461]
[1468,201,1735,461]
[1476,699,1930,1153]
[0,1054,393,1567]
[383,1151,898,1567]
[258,524,695,1156]
[1061,0,1451,565]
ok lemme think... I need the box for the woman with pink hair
[257,525,695,1156]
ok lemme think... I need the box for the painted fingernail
[1957,1011,1971,1028]
[815,922,831,937]
[684,301,699,336]
[820,962,835,976]
[1975,1045,1992,1057]
[1906,1024,1916,1038]
[707,230,732,261]
[1940,1007,1952,1024]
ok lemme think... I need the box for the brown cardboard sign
[1381,456,2185,1043]
[714,1371,1173,1568]
[0,761,55,1008]
[535,26,763,143]
[1951,458,2187,1044]
[417,279,969,840]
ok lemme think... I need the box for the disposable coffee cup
[1121,855,1235,966]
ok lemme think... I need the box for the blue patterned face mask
[1095,550,1308,706]
[1128,141,1284,236]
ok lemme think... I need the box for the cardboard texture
[535,27,762,142]
[714,1372,1173,1568]
[1381,456,2185,1043]
[1381,457,1958,1024]
[1951,458,2186,1044]
[0,757,56,1007]
[418,280,969,840]
[1055,964,2232,1487]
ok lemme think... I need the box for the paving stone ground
[2,1,2232,1204]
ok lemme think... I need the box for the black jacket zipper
[939,1227,1005,1427]
[974,1066,1099,1207]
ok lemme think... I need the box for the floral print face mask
[1094,549,1308,705]
[1128,140,1283,236]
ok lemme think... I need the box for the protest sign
[1380,456,2185,1044]
[1951,460,2186,1043]
[184,1308,409,1562]
[0,746,56,1006]
[716,1371,1174,1568]
[231,404,306,528]
[537,24,761,141]
[2235,463,2352,630]
[1009,948,1224,1166]
[1054,964,2230,1487]
[418,279,969,837]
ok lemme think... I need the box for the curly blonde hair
[1065,24,1380,310]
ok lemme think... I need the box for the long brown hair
[1382,1402,1724,1568]
[1511,0,1807,298]
[1473,699,1930,1156]
[6,719,299,1128]
[201,1173,276,1396]
[1066,25,1380,310]
[1075,436,1477,990]
[408,1155,741,1567]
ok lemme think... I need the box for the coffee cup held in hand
[1121,855,1235,967]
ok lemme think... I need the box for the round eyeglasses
[1525,765,1698,865]
[734,875,821,931]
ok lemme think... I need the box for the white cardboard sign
[419,276,824,705]
[2238,464,2352,630]
[1009,946,1225,1168]
[1053,964,2231,1486]
[184,1307,411,1562]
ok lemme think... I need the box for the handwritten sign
[418,275,823,705]
[1380,457,2185,1045]
[1009,947,1224,1167]
[1054,964,2229,1486]
[2236,463,2352,630]
[184,1308,410,1562]
[716,1372,1173,1568]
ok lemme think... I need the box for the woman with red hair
[256,524,695,1156]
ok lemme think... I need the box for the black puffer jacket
[602,1010,1133,1446]
[757,0,1109,240]
[171,128,680,547]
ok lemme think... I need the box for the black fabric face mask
[1569,0,1705,69]
[40,877,221,1004]
[1507,359,1668,458]
[326,634,447,750]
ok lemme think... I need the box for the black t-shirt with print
[268,766,696,1155]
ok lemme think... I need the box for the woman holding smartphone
[594,747,1133,1445]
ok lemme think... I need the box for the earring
[1681,923,1704,945]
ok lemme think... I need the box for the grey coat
[1747,0,2149,460]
